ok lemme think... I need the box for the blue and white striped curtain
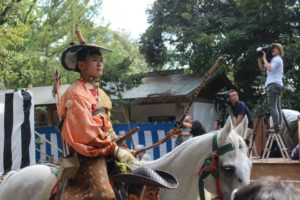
[35,122,176,161]
[114,122,176,160]
[0,90,35,175]
[35,126,63,163]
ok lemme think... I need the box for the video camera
[214,89,231,122]
[215,90,230,105]
[256,44,273,62]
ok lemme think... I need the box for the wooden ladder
[261,129,290,160]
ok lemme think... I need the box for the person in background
[213,119,223,130]
[182,115,207,137]
[228,90,253,129]
[258,43,284,134]
[175,115,207,147]
[228,90,253,145]
[135,144,152,161]
[291,144,299,160]
[111,166,178,200]
[231,176,300,200]
[281,109,300,154]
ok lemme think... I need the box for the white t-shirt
[265,55,284,87]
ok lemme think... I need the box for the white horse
[0,164,57,200]
[144,116,252,200]
[0,117,251,200]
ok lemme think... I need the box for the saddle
[48,156,128,200]
[59,155,117,200]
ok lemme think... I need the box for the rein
[198,133,238,200]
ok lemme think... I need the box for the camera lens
[256,47,263,57]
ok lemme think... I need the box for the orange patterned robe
[58,80,117,200]
[58,80,117,157]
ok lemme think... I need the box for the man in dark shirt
[228,90,253,146]
[229,90,253,129]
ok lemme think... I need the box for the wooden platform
[251,158,300,187]
[250,115,300,187]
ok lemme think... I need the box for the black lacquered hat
[61,44,112,72]
[111,166,178,189]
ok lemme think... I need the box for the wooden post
[253,117,266,156]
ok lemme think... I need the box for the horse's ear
[234,115,248,138]
[218,116,233,145]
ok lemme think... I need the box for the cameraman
[257,43,284,134]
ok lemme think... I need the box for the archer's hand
[114,146,136,163]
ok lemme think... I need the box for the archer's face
[78,54,104,79]
[128,186,160,200]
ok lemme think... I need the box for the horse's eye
[222,165,236,174]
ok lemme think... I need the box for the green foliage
[101,56,144,110]
[282,35,300,110]
[100,53,144,123]
[0,0,147,128]
[140,0,300,111]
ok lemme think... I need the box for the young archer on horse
[58,42,137,200]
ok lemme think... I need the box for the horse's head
[215,116,252,200]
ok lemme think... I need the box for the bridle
[198,133,242,200]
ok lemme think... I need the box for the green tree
[101,56,144,123]
[0,0,99,89]
[0,0,35,89]
[0,0,147,92]
[139,1,168,71]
